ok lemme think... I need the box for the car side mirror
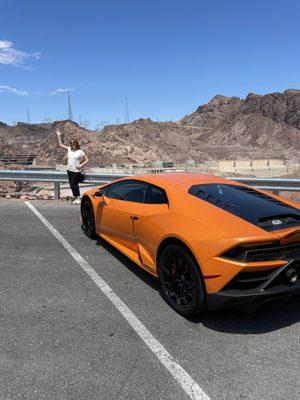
[94,190,105,198]
[94,190,109,205]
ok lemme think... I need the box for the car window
[188,183,300,231]
[145,185,168,204]
[99,185,111,196]
[107,180,148,203]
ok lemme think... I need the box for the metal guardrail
[0,170,130,200]
[228,177,300,195]
[0,170,299,200]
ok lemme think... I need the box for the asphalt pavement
[0,199,299,400]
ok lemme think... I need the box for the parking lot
[1,199,299,400]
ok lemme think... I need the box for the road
[0,199,299,400]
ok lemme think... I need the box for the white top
[67,147,85,172]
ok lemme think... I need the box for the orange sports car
[81,173,300,315]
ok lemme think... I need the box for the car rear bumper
[207,260,300,312]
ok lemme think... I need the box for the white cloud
[0,84,28,96]
[0,40,13,49]
[0,84,75,97]
[0,39,41,68]
[49,87,75,95]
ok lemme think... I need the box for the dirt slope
[0,89,299,166]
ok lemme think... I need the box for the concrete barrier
[252,159,268,170]
[269,159,285,167]
[218,160,235,171]
[235,160,251,171]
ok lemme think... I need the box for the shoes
[72,198,81,205]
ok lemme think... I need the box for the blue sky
[1,0,300,128]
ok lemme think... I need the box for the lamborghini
[80,173,300,315]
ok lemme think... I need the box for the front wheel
[157,244,206,316]
[81,200,97,239]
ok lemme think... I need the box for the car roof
[127,173,230,189]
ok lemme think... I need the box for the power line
[67,91,73,120]
[124,97,130,124]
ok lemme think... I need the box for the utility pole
[79,114,82,126]
[67,91,73,121]
[124,97,130,124]
[95,122,101,132]
[26,106,30,124]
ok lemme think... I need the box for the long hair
[70,138,80,150]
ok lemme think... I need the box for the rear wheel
[158,244,206,316]
[81,199,97,239]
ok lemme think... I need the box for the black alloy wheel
[158,244,206,316]
[81,200,97,239]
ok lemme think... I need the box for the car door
[97,180,148,255]
[135,184,170,273]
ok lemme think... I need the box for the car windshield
[188,183,300,231]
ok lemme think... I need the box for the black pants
[67,170,81,197]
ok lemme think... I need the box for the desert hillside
[0,89,299,167]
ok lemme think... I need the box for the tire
[157,244,206,316]
[81,199,97,239]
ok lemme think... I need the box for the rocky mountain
[86,89,300,165]
[0,89,299,167]
[0,120,96,165]
[241,89,300,128]
[180,90,300,161]
[0,121,53,157]
[34,121,97,166]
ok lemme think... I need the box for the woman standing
[55,129,89,204]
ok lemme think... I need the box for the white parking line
[25,201,211,400]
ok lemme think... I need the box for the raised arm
[55,129,69,150]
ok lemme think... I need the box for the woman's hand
[76,164,83,171]
[55,129,68,150]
